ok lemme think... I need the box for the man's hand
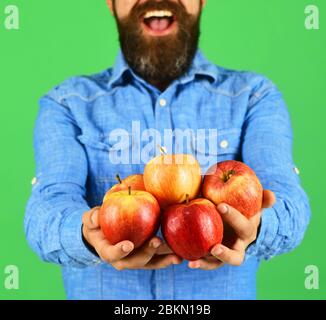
[188,190,276,270]
[82,208,182,270]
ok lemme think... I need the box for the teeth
[144,10,173,19]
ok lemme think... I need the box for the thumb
[91,207,100,227]
[262,190,276,209]
[82,207,101,230]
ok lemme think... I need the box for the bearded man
[24,0,310,300]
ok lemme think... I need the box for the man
[24,0,310,300]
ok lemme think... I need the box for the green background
[0,0,325,300]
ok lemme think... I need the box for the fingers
[82,209,135,263]
[144,254,182,270]
[211,243,245,266]
[248,211,262,229]
[155,243,174,255]
[188,256,224,271]
[262,190,276,209]
[82,207,101,230]
[217,203,254,240]
[82,208,180,270]
[111,237,162,270]
[98,239,134,263]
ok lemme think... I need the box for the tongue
[148,18,170,31]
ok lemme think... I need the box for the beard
[113,0,201,87]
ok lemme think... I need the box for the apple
[144,153,202,208]
[100,187,161,249]
[162,196,224,261]
[122,174,146,190]
[103,174,146,203]
[202,160,263,218]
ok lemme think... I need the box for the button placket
[155,95,172,152]
[159,98,167,107]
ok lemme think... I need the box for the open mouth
[142,10,177,36]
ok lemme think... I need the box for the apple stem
[128,186,131,195]
[157,145,167,155]
[186,194,190,204]
[223,170,236,183]
[116,174,122,184]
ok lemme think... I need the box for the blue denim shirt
[24,50,310,300]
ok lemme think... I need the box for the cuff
[60,208,102,266]
[82,225,100,257]
[245,207,279,261]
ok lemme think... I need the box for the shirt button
[159,98,167,107]
[220,140,229,149]
[31,177,37,185]
[294,167,300,175]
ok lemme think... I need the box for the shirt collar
[107,50,131,88]
[178,50,218,85]
[107,49,218,88]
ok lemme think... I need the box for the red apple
[162,197,223,261]
[202,160,263,218]
[144,154,202,209]
[103,174,146,203]
[100,187,161,248]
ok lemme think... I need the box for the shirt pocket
[191,128,243,174]
[77,132,142,205]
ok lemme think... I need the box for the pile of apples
[99,153,263,261]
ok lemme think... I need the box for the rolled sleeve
[60,208,101,265]
[243,77,311,261]
[24,89,102,268]
[246,207,279,260]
